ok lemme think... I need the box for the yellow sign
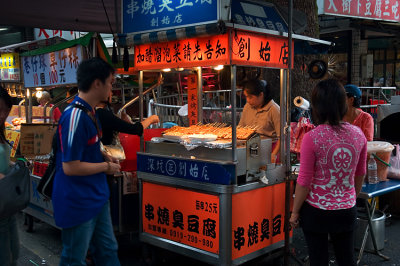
[5,129,20,157]
[0,53,20,69]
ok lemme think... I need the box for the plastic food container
[367,141,394,181]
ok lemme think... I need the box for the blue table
[356,179,400,264]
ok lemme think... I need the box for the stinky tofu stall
[122,2,303,264]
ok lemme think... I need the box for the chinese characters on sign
[231,183,289,259]
[0,53,20,82]
[123,0,218,34]
[231,30,293,69]
[22,45,82,88]
[323,0,400,22]
[187,74,198,126]
[137,153,235,185]
[142,182,220,254]
[134,34,229,70]
[34,28,76,41]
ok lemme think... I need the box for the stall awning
[120,22,226,46]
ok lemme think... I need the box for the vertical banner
[187,74,198,126]
[142,182,220,253]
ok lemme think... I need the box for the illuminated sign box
[122,0,219,34]
[0,53,21,82]
[134,29,293,70]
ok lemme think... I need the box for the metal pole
[139,70,144,152]
[279,69,287,161]
[27,89,32,123]
[197,67,203,123]
[231,65,237,165]
[284,0,293,264]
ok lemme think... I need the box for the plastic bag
[290,117,315,153]
[388,144,400,179]
[100,136,126,161]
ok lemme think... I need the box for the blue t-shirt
[52,96,109,228]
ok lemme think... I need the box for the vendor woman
[343,84,374,141]
[238,79,280,162]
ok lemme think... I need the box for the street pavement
[15,211,400,266]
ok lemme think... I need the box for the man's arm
[63,160,120,176]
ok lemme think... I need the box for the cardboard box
[20,123,56,156]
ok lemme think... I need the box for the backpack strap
[72,104,102,139]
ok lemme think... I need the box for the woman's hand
[149,115,159,125]
[289,212,300,229]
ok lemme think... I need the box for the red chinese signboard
[187,74,198,126]
[142,182,220,254]
[231,182,291,260]
[231,30,293,69]
[323,0,400,22]
[134,30,293,70]
[134,34,229,70]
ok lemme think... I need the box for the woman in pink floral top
[289,79,367,266]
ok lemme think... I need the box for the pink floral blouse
[297,123,368,210]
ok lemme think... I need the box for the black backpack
[37,126,58,199]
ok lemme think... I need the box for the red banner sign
[231,30,293,69]
[187,74,198,126]
[323,0,400,22]
[134,34,229,70]
[142,182,220,254]
[231,182,291,260]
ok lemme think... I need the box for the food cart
[121,1,329,264]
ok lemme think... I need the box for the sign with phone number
[142,182,220,253]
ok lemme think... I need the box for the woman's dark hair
[77,57,115,93]
[243,79,272,107]
[311,79,347,126]
[346,93,361,108]
[0,86,12,143]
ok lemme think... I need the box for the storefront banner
[231,0,288,32]
[34,28,77,41]
[232,183,290,260]
[22,45,82,88]
[123,0,218,34]
[5,129,20,157]
[142,182,220,254]
[0,53,21,82]
[231,30,293,69]
[137,153,236,185]
[322,0,400,22]
[134,33,229,70]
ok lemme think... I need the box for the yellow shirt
[238,100,280,139]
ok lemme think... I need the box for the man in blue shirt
[53,57,121,266]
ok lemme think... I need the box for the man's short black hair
[77,57,115,93]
